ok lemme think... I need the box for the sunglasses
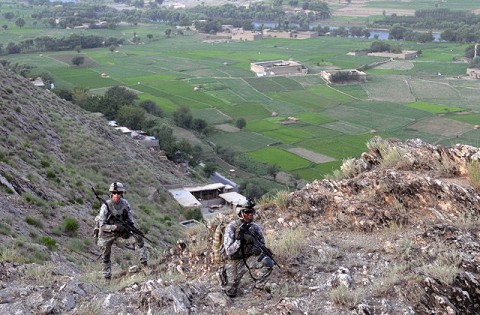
[112,192,123,195]
[243,209,255,214]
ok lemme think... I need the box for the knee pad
[262,256,274,268]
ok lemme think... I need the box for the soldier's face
[111,192,122,203]
[242,210,254,222]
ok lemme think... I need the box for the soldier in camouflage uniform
[222,200,273,298]
[95,182,148,280]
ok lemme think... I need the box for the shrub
[25,215,44,229]
[63,217,79,236]
[39,236,57,250]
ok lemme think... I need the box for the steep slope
[0,64,198,264]
[1,128,479,313]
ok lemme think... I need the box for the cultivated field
[4,3,480,180]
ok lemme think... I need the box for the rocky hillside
[0,63,198,265]
[0,65,479,314]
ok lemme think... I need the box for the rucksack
[212,222,227,264]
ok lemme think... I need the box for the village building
[231,30,263,41]
[262,29,318,39]
[31,77,45,88]
[250,60,308,77]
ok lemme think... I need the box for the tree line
[371,8,480,43]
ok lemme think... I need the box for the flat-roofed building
[250,60,308,77]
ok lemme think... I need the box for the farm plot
[246,119,282,132]
[205,89,241,106]
[220,78,272,104]
[220,102,272,121]
[269,90,340,112]
[142,81,227,110]
[215,124,239,132]
[409,79,460,101]
[379,129,447,145]
[52,54,98,67]
[207,131,277,152]
[295,112,337,125]
[293,160,342,181]
[122,73,179,85]
[441,129,480,147]
[362,75,415,103]
[287,148,336,163]
[324,105,414,131]
[406,62,466,76]
[263,127,315,144]
[299,134,374,159]
[290,75,325,87]
[247,147,312,171]
[245,77,291,93]
[409,117,473,137]
[351,101,433,120]
[407,102,464,114]
[53,68,122,89]
[193,108,232,125]
[446,113,480,125]
[308,84,356,105]
[322,121,371,134]
[333,85,369,100]
[374,60,414,71]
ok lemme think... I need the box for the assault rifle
[91,187,154,244]
[242,223,281,270]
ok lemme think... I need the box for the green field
[4,7,480,181]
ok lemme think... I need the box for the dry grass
[372,263,408,297]
[329,284,363,308]
[268,226,308,262]
[466,160,480,188]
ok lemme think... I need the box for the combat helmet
[109,182,126,194]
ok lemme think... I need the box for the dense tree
[15,18,25,28]
[192,118,208,133]
[369,41,390,52]
[235,118,246,130]
[239,180,266,200]
[139,99,163,117]
[389,24,407,40]
[203,162,217,177]
[71,55,85,66]
[116,106,146,130]
[173,106,193,128]
[105,86,138,105]
[3,12,15,20]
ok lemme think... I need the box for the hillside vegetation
[0,64,199,265]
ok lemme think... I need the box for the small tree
[267,164,280,181]
[116,106,146,130]
[165,29,172,38]
[235,117,246,130]
[71,55,85,67]
[147,34,153,41]
[203,162,217,177]
[15,18,25,28]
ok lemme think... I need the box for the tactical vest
[105,199,130,224]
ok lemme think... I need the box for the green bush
[63,217,79,236]
[39,236,57,250]
[25,216,44,229]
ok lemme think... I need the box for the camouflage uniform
[95,198,147,279]
[222,219,273,297]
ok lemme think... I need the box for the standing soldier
[95,182,148,280]
[222,200,274,298]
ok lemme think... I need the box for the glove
[236,223,251,241]
[112,224,126,233]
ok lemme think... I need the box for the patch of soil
[288,147,336,163]
[51,54,98,67]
